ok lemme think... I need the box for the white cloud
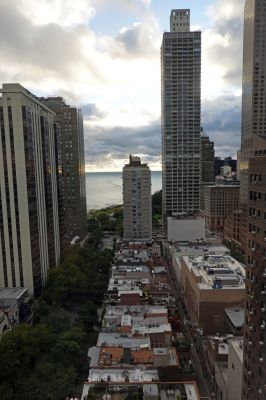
[0,0,245,171]
[202,0,245,98]
[15,0,96,27]
[206,0,244,21]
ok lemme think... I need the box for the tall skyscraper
[239,0,266,205]
[243,138,266,399]
[200,129,215,210]
[240,1,266,398]
[123,155,152,241]
[0,84,61,295]
[161,9,201,219]
[40,97,87,243]
[201,130,215,183]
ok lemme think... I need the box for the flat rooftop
[174,244,230,258]
[97,333,151,348]
[112,264,150,272]
[229,338,243,361]
[86,367,159,384]
[0,287,28,300]
[183,254,245,289]
[105,305,168,317]
[225,307,244,328]
[160,383,200,400]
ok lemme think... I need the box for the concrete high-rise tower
[123,155,152,241]
[40,97,87,244]
[161,9,201,220]
[239,0,266,204]
[0,84,61,295]
[241,1,266,398]
[200,129,215,210]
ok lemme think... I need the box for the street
[164,259,214,399]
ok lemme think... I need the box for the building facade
[239,1,266,397]
[200,129,215,210]
[243,140,266,399]
[161,9,201,219]
[224,210,243,249]
[180,253,245,334]
[40,97,87,244]
[204,185,240,231]
[0,84,61,295]
[123,155,152,241]
[201,129,215,184]
[239,0,266,255]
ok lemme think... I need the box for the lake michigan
[86,171,162,210]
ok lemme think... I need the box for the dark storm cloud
[85,92,242,169]
[82,104,107,119]
[84,119,161,167]
[202,95,241,157]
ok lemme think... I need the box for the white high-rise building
[123,155,152,241]
[161,9,201,220]
[0,84,61,295]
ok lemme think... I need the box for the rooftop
[89,344,178,369]
[229,338,243,361]
[160,383,200,400]
[0,287,28,300]
[173,244,230,258]
[183,254,245,290]
[105,305,168,317]
[97,333,151,348]
[86,368,159,384]
[225,308,244,328]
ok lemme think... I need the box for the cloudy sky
[0,0,245,171]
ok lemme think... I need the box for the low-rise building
[227,339,243,400]
[224,210,243,248]
[204,336,229,376]
[0,287,31,324]
[203,336,243,400]
[180,254,245,334]
[169,242,230,283]
[224,307,244,336]
[82,240,201,400]
[102,304,172,347]
[204,185,240,231]
[167,217,206,242]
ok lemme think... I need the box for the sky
[0,0,245,171]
